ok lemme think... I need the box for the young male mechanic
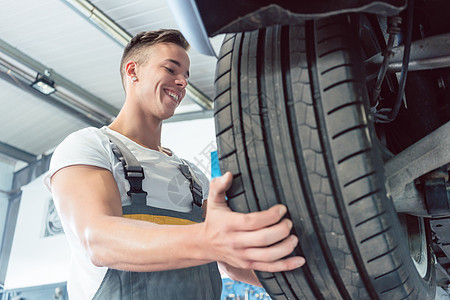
[44,29,305,299]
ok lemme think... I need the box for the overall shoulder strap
[102,130,147,206]
[179,159,203,208]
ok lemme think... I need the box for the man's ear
[125,61,137,79]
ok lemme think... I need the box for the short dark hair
[120,29,190,88]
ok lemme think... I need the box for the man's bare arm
[51,166,305,272]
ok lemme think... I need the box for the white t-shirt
[43,126,210,300]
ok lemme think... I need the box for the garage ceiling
[0,0,222,165]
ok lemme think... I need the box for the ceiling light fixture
[31,72,56,95]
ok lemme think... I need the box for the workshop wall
[5,173,69,289]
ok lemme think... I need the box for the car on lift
[168,0,450,299]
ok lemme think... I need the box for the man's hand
[203,172,305,273]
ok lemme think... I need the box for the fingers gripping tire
[214,15,435,299]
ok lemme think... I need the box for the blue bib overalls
[91,131,222,299]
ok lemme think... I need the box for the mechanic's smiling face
[134,42,190,120]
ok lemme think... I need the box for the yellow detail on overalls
[123,214,197,225]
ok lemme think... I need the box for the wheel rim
[400,214,429,278]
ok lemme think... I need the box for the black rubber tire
[214,15,436,299]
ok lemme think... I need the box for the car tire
[214,14,436,299]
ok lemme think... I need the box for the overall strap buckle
[124,165,147,205]
[104,130,148,206]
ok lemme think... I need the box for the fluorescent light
[31,73,56,95]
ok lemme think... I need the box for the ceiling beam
[62,0,214,110]
[0,141,36,164]
[12,154,52,190]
